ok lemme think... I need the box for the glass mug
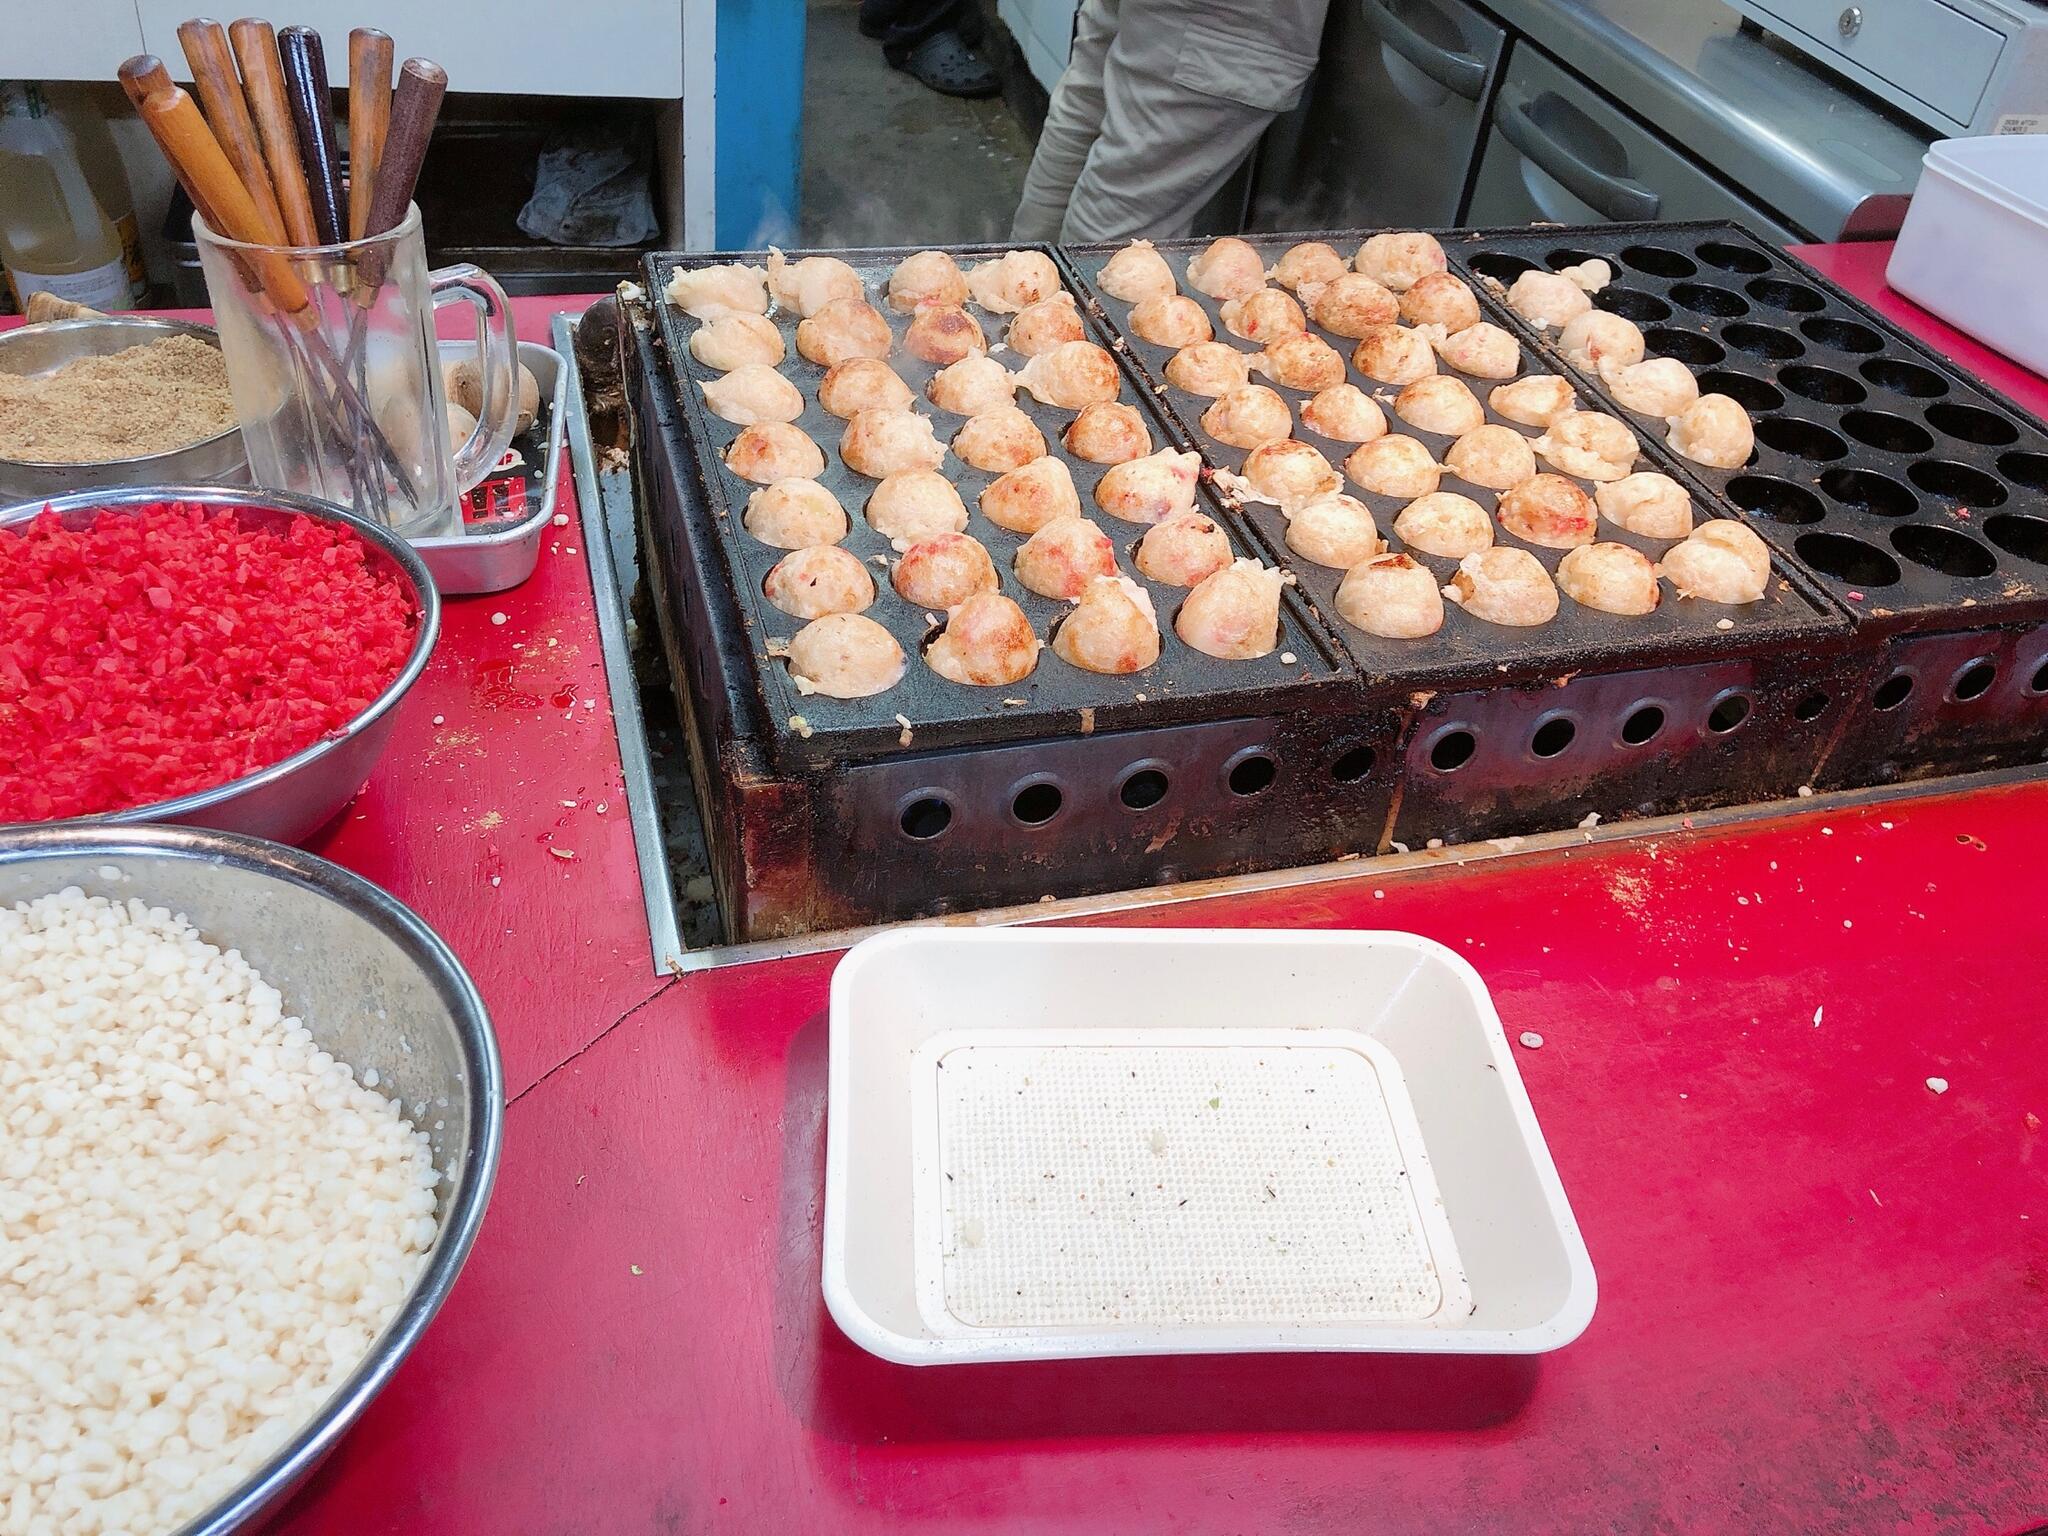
[194,203,517,540]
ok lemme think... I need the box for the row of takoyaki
[782,548,1291,700]
[1096,231,1756,479]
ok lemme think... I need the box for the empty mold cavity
[1890,524,1997,579]
[1754,417,1847,462]
[1925,401,2020,446]
[1669,283,1749,318]
[1986,513,2048,567]
[1696,370,1784,412]
[1695,241,1772,275]
[1820,468,1914,518]
[1469,252,1537,283]
[1909,460,2008,509]
[1841,410,1935,454]
[1594,288,1671,323]
[1795,531,1901,587]
[1860,357,1948,398]
[1779,365,1865,405]
[1547,247,1606,271]
[1997,450,2048,491]
[1801,317,1884,353]
[1622,245,1697,278]
[1643,327,1726,367]
[1723,323,1804,361]
[1745,278,1825,313]
[1728,474,1825,523]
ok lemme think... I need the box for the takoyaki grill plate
[1062,234,1846,692]
[645,245,1350,770]
[1448,221,2048,636]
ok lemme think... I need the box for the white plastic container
[1889,135,2048,377]
[823,928,1596,1365]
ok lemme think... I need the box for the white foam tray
[823,928,1597,1365]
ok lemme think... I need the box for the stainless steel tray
[414,339,568,595]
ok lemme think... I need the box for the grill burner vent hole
[1330,746,1377,782]
[1531,717,1576,758]
[1951,660,1996,702]
[1119,767,1170,810]
[1794,692,1830,721]
[1621,705,1665,745]
[900,796,953,840]
[1873,674,1914,711]
[1708,694,1752,733]
[1012,782,1063,825]
[1430,730,1476,772]
[1227,753,1278,796]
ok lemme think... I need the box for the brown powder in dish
[0,335,236,463]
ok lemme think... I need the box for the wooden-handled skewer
[119,56,237,258]
[362,57,445,239]
[347,28,393,242]
[176,16,286,245]
[230,17,318,248]
[278,25,345,245]
[350,57,445,294]
[135,81,311,315]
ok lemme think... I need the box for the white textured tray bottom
[930,1043,1448,1330]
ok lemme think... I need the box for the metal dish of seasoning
[0,316,248,500]
[0,484,439,845]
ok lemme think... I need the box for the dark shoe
[896,30,1000,97]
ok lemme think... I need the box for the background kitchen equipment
[1726,0,2048,138]
[1247,0,1931,241]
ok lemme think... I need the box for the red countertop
[14,261,2048,1533]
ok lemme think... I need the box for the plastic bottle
[0,81,134,312]
[47,84,148,305]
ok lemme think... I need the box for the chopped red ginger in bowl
[0,500,420,823]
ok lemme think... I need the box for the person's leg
[1009,0,1121,241]
[1060,0,1329,242]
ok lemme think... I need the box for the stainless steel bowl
[0,823,502,1536]
[0,317,248,500]
[0,485,440,844]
